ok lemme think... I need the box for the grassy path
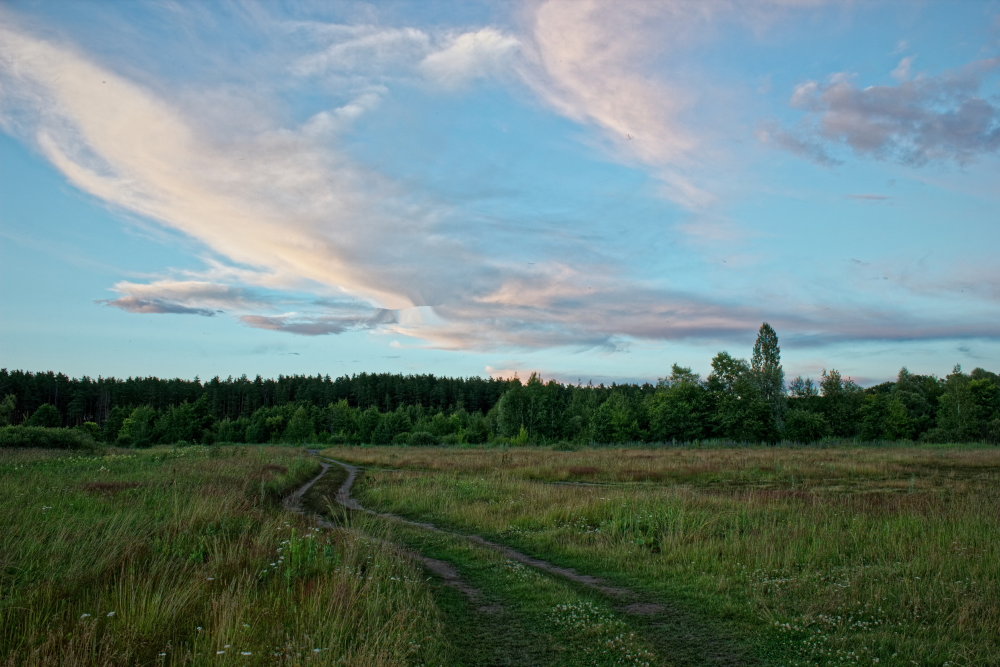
[300,456,751,666]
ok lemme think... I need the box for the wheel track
[283,461,489,607]
[291,455,754,666]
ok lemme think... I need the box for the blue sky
[1,0,999,386]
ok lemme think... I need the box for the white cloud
[891,55,916,82]
[291,25,431,77]
[517,0,839,212]
[420,28,520,88]
[2,10,997,354]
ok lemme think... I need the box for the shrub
[782,409,830,443]
[0,426,98,450]
[409,431,440,446]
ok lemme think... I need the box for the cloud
[100,297,217,317]
[101,281,266,314]
[891,55,916,82]
[0,18,477,314]
[776,58,1000,165]
[291,25,431,78]
[757,121,842,166]
[420,28,521,88]
[520,0,709,209]
[846,193,890,201]
[2,9,998,358]
[518,0,841,211]
[291,21,520,91]
[241,309,396,336]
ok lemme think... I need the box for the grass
[321,444,1000,665]
[6,443,996,665]
[303,463,670,665]
[0,446,449,665]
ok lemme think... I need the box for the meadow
[3,443,997,665]
[321,444,1000,666]
[0,446,449,665]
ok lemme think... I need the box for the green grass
[0,446,449,665]
[303,464,671,665]
[7,443,996,665]
[322,444,1000,666]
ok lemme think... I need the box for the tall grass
[324,445,1000,665]
[1,446,448,665]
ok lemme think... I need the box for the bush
[0,426,98,450]
[782,410,830,443]
[408,431,440,446]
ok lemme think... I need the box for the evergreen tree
[0,394,15,426]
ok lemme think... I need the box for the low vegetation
[323,444,1000,665]
[4,437,997,663]
[0,446,448,665]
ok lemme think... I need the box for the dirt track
[288,455,752,666]
[318,456,666,613]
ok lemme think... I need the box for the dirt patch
[622,602,667,615]
[621,469,666,482]
[419,556,486,602]
[81,481,142,495]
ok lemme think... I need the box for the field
[0,447,449,665]
[2,444,998,665]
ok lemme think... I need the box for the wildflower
[206,577,215,581]
[241,651,252,656]
[106,611,116,617]
[80,613,92,619]
[216,650,226,655]
[196,626,203,631]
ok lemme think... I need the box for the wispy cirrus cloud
[419,28,521,88]
[2,5,998,360]
[289,20,520,91]
[518,0,837,211]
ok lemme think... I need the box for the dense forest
[2,325,998,447]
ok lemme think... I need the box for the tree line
[2,324,998,447]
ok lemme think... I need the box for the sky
[1,0,999,387]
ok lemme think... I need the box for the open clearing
[318,444,1000,666]
[2,444,998,665]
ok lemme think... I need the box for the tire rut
[309,456,755,666]
[320,457,660,611]
[283,462,491,608]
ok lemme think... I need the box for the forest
[2,325,998,447]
